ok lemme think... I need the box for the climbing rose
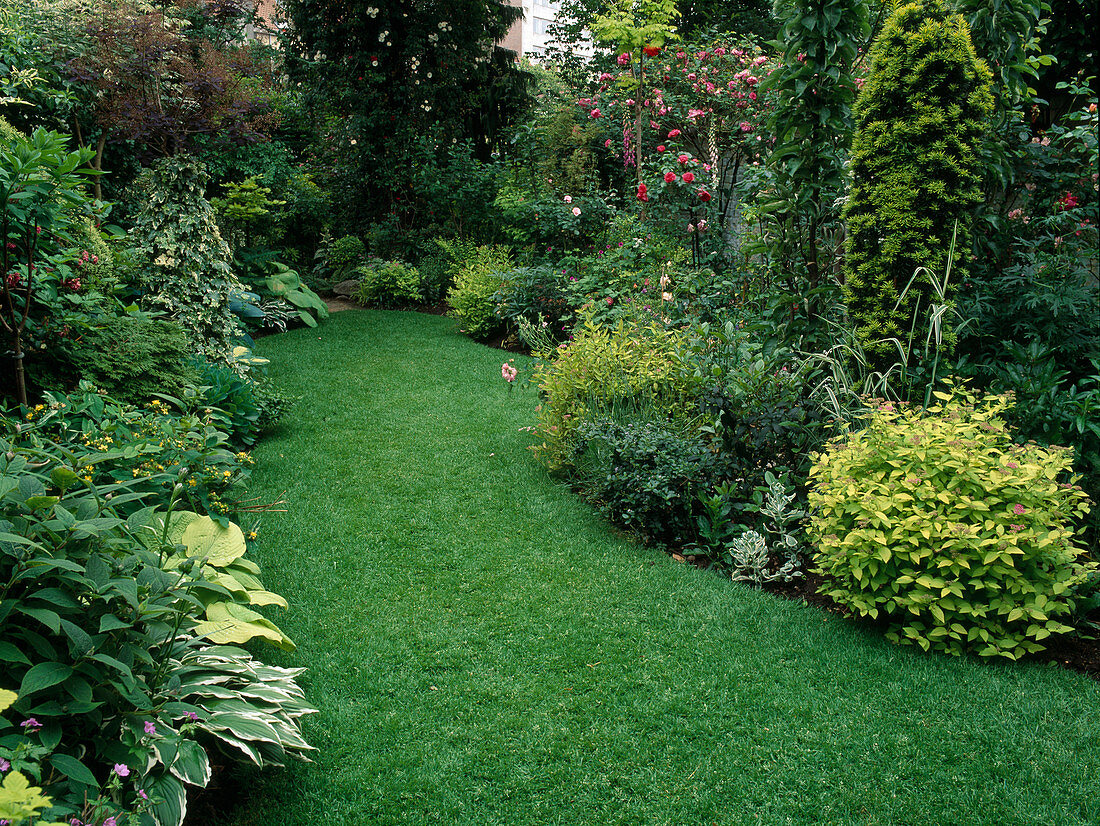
[572,207,581,216]
[636,183,649,202]
[663,172,676,183]
[681,171,695,183]
[677,154,690,164]
[698,189,712,202]
[667,129,681,137]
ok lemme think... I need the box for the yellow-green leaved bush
[530,317,698,473]
[446,245,514,341]
[807,384,1094,660]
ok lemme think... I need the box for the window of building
[532,16,551,34]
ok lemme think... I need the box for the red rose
[681,171,695,183]
[664,172,676,183]
[636,183,649,202]
[668,129,681,138]
[698,189,712,202]
[643,45,660,57]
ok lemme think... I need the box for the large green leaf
[167,513,246,568]
[203,710,284,746]
[19,662,73,696]
[169,739,212,787]
[47,753,97,788]
[143,772,187,826]
[194,602,295,650]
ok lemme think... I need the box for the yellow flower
[247,530,258,541]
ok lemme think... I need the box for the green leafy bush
[842,0,994,367]
[530,317,698,473]
[446,245,514,341]
[126,156,248,363]
[416,238,476,305]
[574,417,714,546]
[807,384,1095,660]
[0,401,311,824]
[233,253,329,331]
[32,310,200,403]
[494,263,575,345]
[22,384,252,521]
[313,234,366,287]
[354,258,423,308]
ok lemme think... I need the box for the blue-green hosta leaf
[194,602,295,650]
[284,289,319,310]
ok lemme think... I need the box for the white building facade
[501,0,594,61]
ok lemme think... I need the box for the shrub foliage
[808,384,1095,660]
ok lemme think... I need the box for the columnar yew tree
[841,0,993,366]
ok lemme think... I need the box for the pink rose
[681,171,694,183]
[664,172,676,183]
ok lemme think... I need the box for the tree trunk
[93,134,107,201]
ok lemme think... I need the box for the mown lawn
[214,309,1098,826]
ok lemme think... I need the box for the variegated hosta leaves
[175,645,317,770]
[153,511,294,650]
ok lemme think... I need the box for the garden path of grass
[217,310,1098,826]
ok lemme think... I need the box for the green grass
[218,310,1098,826]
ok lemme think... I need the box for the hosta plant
[808,383,1095,659]
[153,510,294,650]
